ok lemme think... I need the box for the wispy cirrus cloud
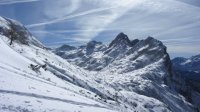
[0,0,39,5]
[26,6,119,28]
[26,0,144,43]
[1,0,200,57]
[43,0,80,19]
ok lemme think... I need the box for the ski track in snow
[0,61,112,108]
[0,89,109,109]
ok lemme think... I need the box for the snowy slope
[0,36,119,112]
[0,17,118,112]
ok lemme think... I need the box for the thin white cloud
[161,37,194,42]
[43,0,81,19]
[0,0,39,5]
[167,44,200,54]
[30,28,127,34]
[70,0,145,42]
[153,20,200,38]
[27,0,145,43]
[26,6,118,28]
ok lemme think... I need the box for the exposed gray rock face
[56,44,76,51]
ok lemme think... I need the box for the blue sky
[0,0,200,58]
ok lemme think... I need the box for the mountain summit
[109,32,131,47]
[55,33,171,72]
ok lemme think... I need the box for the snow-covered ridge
[0,17,43,47]
[0,17,198,112]
[54,32,171,73]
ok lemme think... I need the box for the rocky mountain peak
[109,32,131,48]
[55,33,172,73]
[85,40,105,55]
[56,44,76,51]
[86,40,102,48]
[130,39,140,46]
[144,36,163,46]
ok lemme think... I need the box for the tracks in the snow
[0,89,109,109]
[0,62,116,110]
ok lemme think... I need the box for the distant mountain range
[172,54,200,82]
[172,54,200,74]
[171,54,200,109]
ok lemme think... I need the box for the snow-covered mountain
[172,54,200,73]
[54,32,171,72]
[0,16,198,112]
[55,33,197,111]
